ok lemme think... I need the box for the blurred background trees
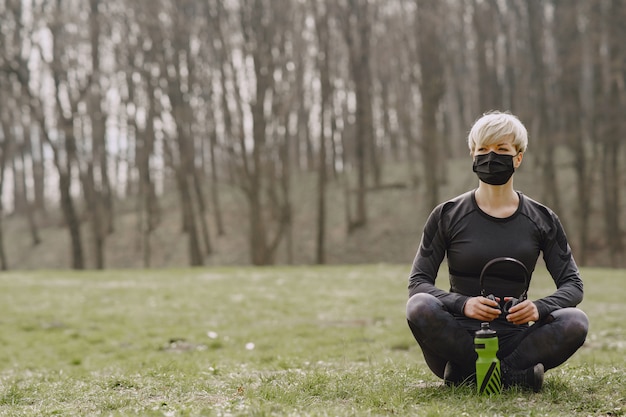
[0,0,625,269]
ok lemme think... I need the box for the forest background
[0,0,625,271]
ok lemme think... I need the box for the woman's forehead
[477,134,515,146]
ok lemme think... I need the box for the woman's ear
[514,152,523,168]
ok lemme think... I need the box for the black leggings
[406,293,589,379]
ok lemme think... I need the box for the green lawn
[0,265,623,416]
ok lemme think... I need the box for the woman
[405,111,588,392]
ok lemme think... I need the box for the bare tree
[120,2,163,267]
[211,0,294,265]
[394,3,421,188]
[598,0,625,267]
[526,0,561,215]
[5,0,87,269]
[553,0,592,263]
[79,0,113,269]
[337,0,377,232]
[1,0,625,269]
[1,0,41,252]
[416,0,446,210]
[314,0,332,264]
[161,0,207,266]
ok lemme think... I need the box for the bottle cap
[475,322,497,338]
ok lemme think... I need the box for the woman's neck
[474,183,519,218]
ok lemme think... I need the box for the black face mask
[472,151,516,185]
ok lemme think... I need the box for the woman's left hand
[505,299,539,325]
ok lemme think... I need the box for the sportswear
[408,190,583,320]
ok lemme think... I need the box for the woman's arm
[535,211,584,319]
[408,204,470,315]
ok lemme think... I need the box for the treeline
[0,0,625,269]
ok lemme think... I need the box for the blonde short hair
[467,111,528,154]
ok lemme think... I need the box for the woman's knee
[552,307,589,344]
[406,293,442,322]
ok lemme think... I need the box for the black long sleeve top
[408,190,584,320]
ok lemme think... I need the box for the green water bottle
[475,322,502,395]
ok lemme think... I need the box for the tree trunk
[163,134,204,266]
[342,0,374,232]
[57,122,86,270]
[249,45,272,265]
[78,0,110,264]
[160,1,207,267]
[472,0,502,111]
[0,112,13,270]
[235,0,292,265]
[314,0,331,264]
[599,0,625,266]
[11,140,27,214]
[554,0,590,264]
[31,128,46,213]
[17,134,41,246]
[48,21,86,269]
[81,163,105,268]
[417,0,446,210]
[208,109,225,237]
[527,0,562,215]
[191,166,213,256]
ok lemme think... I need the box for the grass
[0,264,624,416]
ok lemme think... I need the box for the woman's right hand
[463,296,502,321]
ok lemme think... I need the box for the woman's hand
[463,296,502,321]
[505,299,539,325]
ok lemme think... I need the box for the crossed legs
[406,293,589,381]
